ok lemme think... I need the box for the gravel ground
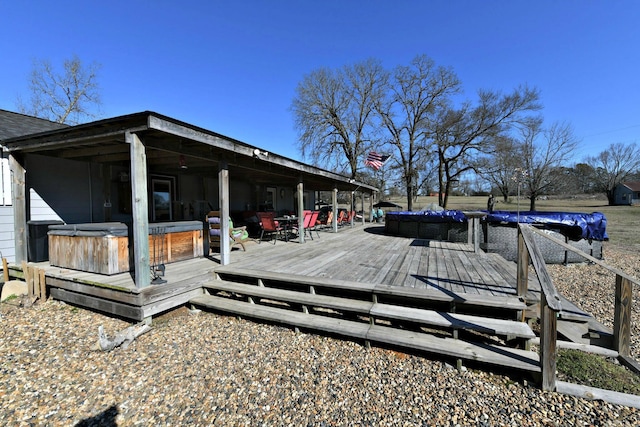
[1,243,639,426]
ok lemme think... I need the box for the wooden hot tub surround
[48,221,204,275]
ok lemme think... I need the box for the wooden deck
[210,224,542,303]
[8,223,543,321]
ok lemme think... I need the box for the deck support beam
[219,158,231,265]
[9,154,27,263]
[128,131,151,289]
[539,292,557,391]
[614,274,632,357]
[331,187,338,232]
[297,177,305,243]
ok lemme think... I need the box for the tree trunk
[529,196,536,211]
[406,184,413,211]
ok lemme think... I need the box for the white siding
[29,189,63,221]
[1,157,10,206]
[0,205,15,263]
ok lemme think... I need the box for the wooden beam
[297,179,305,243]
[219,158,230,265]
[127,132,151,289]
[9,154,27,263]
[613,274,632,357]
[539,291,557,391]
[331,187,338,233]
[516,227,529,298]
[519,225,562,311]
[147,114,377,192]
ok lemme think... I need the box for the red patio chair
[256,212,284,244]
[291,210,313,239]
[307,210,320,239]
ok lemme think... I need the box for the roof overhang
[2,111,377,192]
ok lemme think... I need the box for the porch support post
[361,192,365,226]
[516,225,529,298]
[219,158,231,265]
[349,191,354,227]
[614,274,632,357]
[9,154,27,263]
[127,131,151,289]
[540,291,557,391]
[331,186,338,232]
[297,178,305,243]
[369,191,375,223]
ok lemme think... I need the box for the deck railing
[516,223,638,391]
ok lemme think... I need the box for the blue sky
[1,1,639,163]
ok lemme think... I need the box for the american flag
[364,152,390,170]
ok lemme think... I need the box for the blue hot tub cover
[486,211,608,241]
[386,210,467,223]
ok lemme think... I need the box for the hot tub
[48,221,204,275]
[385,210,468,241]
[384,210,607,264]
[483,211,606,263]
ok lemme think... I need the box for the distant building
[613,181,640,205]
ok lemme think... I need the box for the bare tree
[17,55,102,125]
[374,54,461,211]
[521,121,580,210]
[480,135,523,201]
[585,142,640,205]
[291,59,387,179]
[433,86,541,208]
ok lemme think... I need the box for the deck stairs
[190,267,541,374]
[556,295,614,348]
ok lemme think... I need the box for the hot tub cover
[486,211,608,241]
[48,222,129,237]
[386,210,467,223]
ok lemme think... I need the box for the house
[0,110,67,263]
[613,181,640,205]
[2,111,377,286]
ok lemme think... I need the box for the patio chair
[336,210,348,226]
[206,211,251,252]
[256,212,285,244]
[320,210,333,229]
[307,210,320,239]
[291,210,313,239]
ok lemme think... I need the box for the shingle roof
[622,181,640,192]
[0,109,67,141]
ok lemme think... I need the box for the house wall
[614,185,635,205]
[0,156,14,262]
[27,154,95,223]
[0,205,14,263]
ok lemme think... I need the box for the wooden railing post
[614,274,632,357]
[516,226,528,298]
[539,292,557,391]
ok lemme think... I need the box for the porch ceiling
[2,111,376,192]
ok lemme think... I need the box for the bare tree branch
[17,55,102,125]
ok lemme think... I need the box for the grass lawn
[383,195,640,248]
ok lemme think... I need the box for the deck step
[189,294,540,373]
[203,279,373,314]
[371,303,535,339]
[190,294,371,338]
[214,267,527,313]
[202,279,534,340]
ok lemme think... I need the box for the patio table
[274,216,298,242]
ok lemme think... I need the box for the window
[151,177,174,221]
